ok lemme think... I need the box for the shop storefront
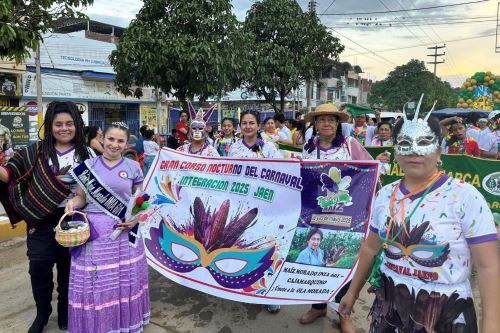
[22,72,154,137]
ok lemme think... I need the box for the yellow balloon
[494,91,500,96]
[471,79,477,85]
[457,103,462,107]
[467,99,473,104]
[466,78,471,82]
[459,98,464,103]
[465,82,471,87]
[467,87,473,92]
[486,71,492,76]
[495,98,500,103]
[484,82,489,86]
[462,103,469,108]
[489,80,495,85]
[485,76,490,82]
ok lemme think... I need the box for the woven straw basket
[55,211,90,247]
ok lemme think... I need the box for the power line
[328,28,397,67]
[331,19,497,28]
[319,0,490,16]
[342,32,496,57]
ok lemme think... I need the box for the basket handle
[57,210,88,229]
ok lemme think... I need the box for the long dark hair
[303,115,344,153]
[240,110,264,152]
[41,101,89,166]
[85,126,100,146]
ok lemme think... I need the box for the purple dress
[68,156,150,333]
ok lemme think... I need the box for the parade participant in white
[177,102,220,157]
[339,95,500,333]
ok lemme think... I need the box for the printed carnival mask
[395,94,438,156]
[187,102,216,142]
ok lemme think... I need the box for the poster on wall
[140,149,379,305]
[0,107,30,150]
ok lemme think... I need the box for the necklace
[189,142,208,155]
[385,171,443,242]
[102,154,123,161]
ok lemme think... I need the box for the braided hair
[41,101,90,166]
[303,115,345,153]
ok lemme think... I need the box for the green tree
[368,59,458,111]
[110,0,251,105]
[243,0,344,112]
[0,0,93,63]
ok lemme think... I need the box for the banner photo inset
[142,148,379,304]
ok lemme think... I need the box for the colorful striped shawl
[0,142,70,225]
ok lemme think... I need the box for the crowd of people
[0,100,498,333]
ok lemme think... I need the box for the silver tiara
[111,121,129,130]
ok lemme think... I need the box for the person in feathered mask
[339,95,500,333]
[176,102,220,157]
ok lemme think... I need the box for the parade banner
[141,148,379,304]
[365,146,500,215]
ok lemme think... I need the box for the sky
[82,0,500,87]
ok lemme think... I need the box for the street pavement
[0,237,375,333]
[0,201,495,333]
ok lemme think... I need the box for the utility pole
[35,46,44,138]
[427,45,445,76]
[306,0,317,113]
[496,2,500,53]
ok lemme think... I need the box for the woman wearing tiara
[65,122,150,333]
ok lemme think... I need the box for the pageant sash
[72,160,139,246]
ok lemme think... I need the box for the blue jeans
[144,155,155,176]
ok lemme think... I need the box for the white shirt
[478,128,498,153]
[144,140,159,156]
[370,176,497,297]
[48,147,96,207]
[229,139,281,159]
[278,126,292,141]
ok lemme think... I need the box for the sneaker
[265,304,281,313]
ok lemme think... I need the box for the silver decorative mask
[395,94,439,156]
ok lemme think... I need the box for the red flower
[136,197,145,206]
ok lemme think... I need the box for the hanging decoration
[457,71,500,111]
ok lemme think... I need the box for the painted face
[190,121,205,141]
[264,119,276,133]
[221,120,234,137]
[307,233,322,251]
[103,127,128,159]
[451,123,466,139]
[52,112,76,145]
[395,119,439,156]
[241,114,259,139]
[378,124,392,141]
[315,115,338,138]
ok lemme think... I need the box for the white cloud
[80,0,498,87]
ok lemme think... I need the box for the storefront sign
[0,106,30,149]
[22,73,155,102]
[0,74,19,97]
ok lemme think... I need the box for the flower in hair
[304,136,319,153]
[251,139,265,153]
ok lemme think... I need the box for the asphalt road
[1,231,495,333]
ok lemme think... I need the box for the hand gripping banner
[141,148,379,305]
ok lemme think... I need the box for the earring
[437,160,443,168]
